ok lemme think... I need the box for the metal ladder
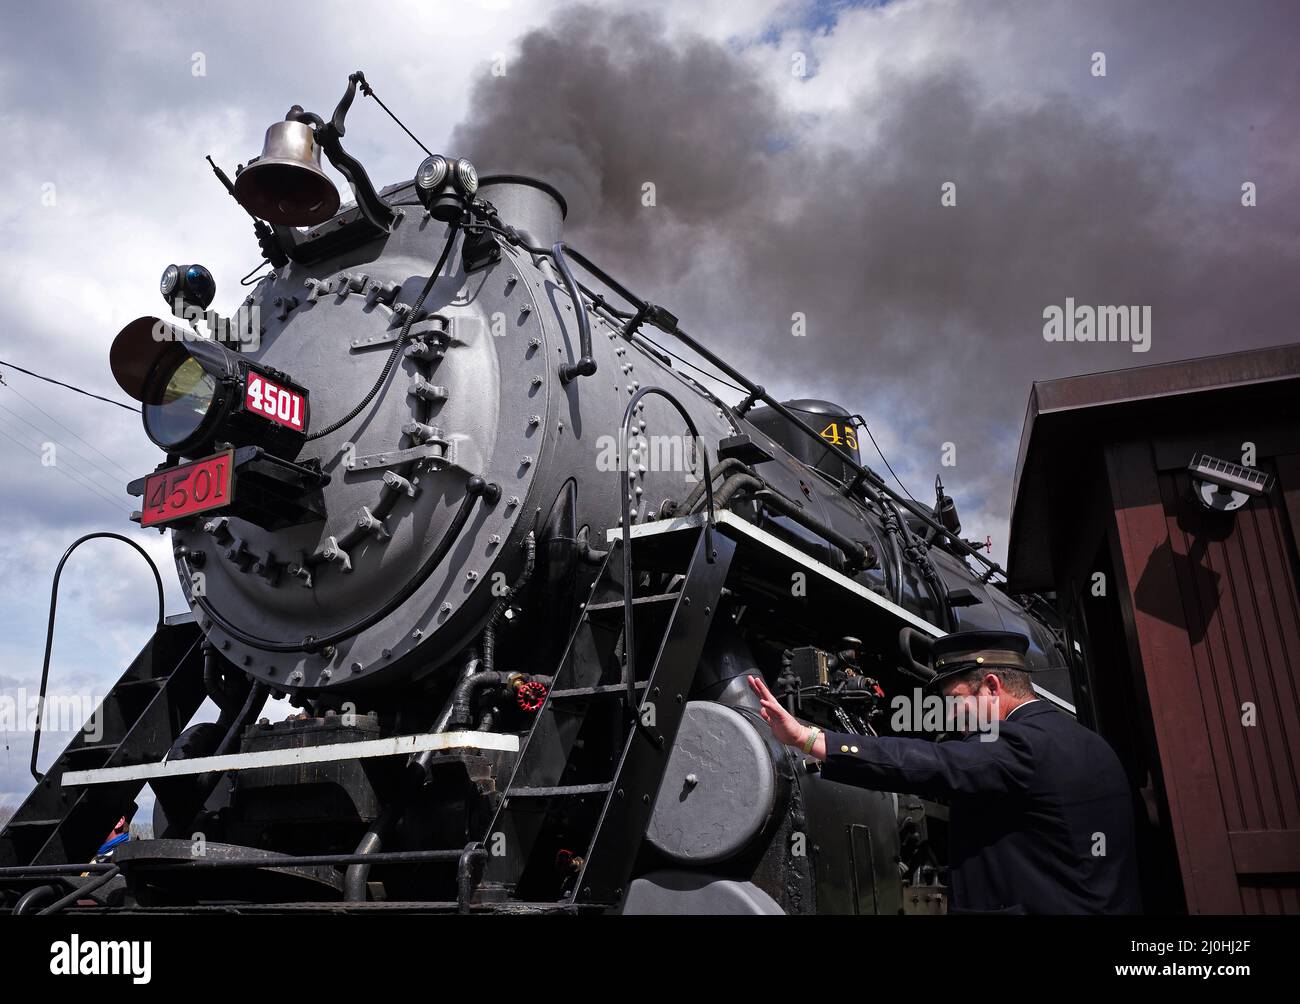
[475,520,735,909]
[0,619,207,871]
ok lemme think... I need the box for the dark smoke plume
[451,2,1300,542]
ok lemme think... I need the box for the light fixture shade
[109,315,200,402]
[234,120,341,226]
[110,314,309,459]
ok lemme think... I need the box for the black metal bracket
[288,72,396,233]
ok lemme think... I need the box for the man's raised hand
[747,674,807,748]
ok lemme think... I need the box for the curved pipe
[203,645,252,729]
[212,682,269,759]
[710,471,762,510]
[13,885,60,916]
[446,671,509,731]
[553,242,597,382]
[751,490,871,572]
[702,472,871,572]
[482,533,536,675]
[876,497,908,607]
[433,652,481,733]
[885,496,954,630]
[344,802,399,902]
[676,457,753,516]
[32,533,164,781]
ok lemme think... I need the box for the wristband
[801,726,820,754]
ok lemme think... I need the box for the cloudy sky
[1,0,1296,814]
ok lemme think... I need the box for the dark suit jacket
[819,700,1141,914]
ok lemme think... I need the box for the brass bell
[234,120,340,226]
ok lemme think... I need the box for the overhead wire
[0,421,133,515]
[0,359,139,413]
[0,386,135,480]
[0,402,132,497]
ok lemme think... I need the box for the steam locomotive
[1,74,1071,914]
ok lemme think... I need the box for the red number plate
[245,371,305,431]
[141,450,235,527]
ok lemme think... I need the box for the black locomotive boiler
[1,74,1073,915]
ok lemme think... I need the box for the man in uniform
[747,629,1141,914]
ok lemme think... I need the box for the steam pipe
[751,490,872,572]
[702,471,872,572]
[677,457,754,515]
[883,495,953,630]
[879,501,907,607]
[344,802,400,902]
[446,671,510,730]
[212,682,269,759]
[553,243,597,382]
[433,651,482,733]
[482,533,536,675]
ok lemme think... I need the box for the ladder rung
[507,783,613,799]
[585,593,679,614]
[548,682,647,701]
[3,818,61,829]
[63,743,120,758]
[113,677,167,690]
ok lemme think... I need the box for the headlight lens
[143,353,217,449]
[160,264,180,298]
[111,314,310,461]
[455,158,478,195]
[416,155,448,194]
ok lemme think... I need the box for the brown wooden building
[1007,343,1300,914]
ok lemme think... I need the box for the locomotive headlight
[146,351,218,449]
[416,154,448,193]
[110,315,310,460]
[414,154,477,222]
[455,158,478,196]
[159,263,217,311]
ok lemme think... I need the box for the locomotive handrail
[618,386,716,713]
[31,532,165,781]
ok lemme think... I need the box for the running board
[612,513,1076,716]
[62,731,519,787]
